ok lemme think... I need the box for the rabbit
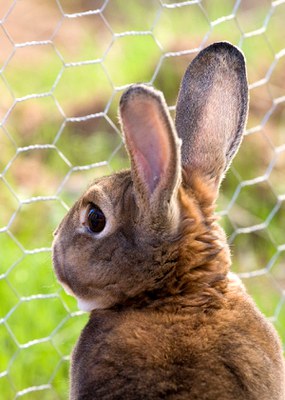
[52,42,285,400]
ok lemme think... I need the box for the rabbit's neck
[116,182,231,311]
[179,180,230,281]
[155,183,231,308]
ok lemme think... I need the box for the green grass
[0,1,285,398]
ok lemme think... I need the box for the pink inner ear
[123,99,171,195]
[133,149,157,193]
[132,137,165,194]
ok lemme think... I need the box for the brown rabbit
[52,42,285,400]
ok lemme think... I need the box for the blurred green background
[0,0,284,398]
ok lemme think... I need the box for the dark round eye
[87,204,106,233]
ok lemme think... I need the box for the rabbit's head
[52,42,248,311]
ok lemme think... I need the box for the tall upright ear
[175,42,248,192]
[119,85,181,220]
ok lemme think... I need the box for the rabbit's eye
[87,204,106,233]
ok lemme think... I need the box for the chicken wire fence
[0,0,284,398]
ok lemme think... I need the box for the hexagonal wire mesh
[0,0,284,398]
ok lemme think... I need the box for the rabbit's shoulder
[71,289,284,400]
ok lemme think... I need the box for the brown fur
[52,42,285,399]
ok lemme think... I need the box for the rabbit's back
[70,284,285,400]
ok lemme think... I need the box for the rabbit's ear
[120,85,181,220]
[175,42,248,191]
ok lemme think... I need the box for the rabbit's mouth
[52,237,116,311]
[53,245,82,301]
[52,238,73,295]
[76,296,106,312]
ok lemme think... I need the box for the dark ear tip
[120,84,164,112]
[200,41,246,67]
